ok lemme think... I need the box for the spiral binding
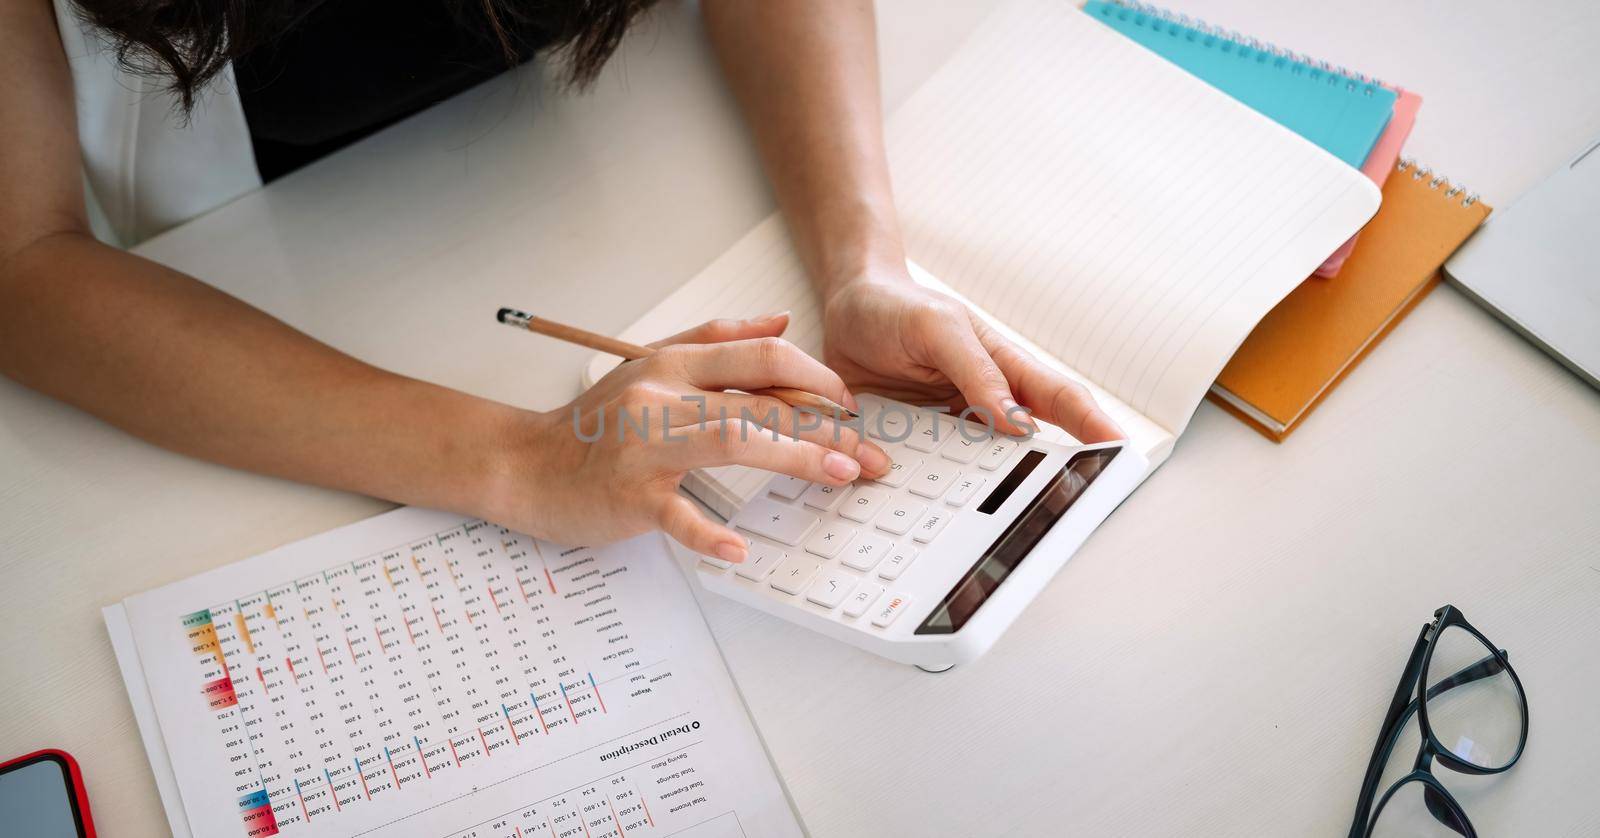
[1397,158,1480,207]
[1101,1,1385,96]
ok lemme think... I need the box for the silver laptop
[1444,137,1600,390]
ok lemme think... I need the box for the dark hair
[70,0,660,111]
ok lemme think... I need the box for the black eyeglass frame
[1347,604,1529,838]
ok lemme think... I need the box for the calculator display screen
[915,447,1119,635]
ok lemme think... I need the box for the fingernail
[823,451,861,482]
[1094,410,1126,441]
[1001,398,1037,433]
[752,310,790,324]
[856,442,891,475]
[715,540,747,563]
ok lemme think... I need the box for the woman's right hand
[487,313,890,563]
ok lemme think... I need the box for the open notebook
[586,0,1379,519]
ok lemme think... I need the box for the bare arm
[0,0,885,559]
[0,0,525,518]
[702,0,902,296]
[703,1,1120,441]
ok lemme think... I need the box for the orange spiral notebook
[1209,160,1493,440]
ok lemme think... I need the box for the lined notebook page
[886,0,1378,435]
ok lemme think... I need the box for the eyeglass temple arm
[1347,632,1511,838]
[1348,624,1432,838]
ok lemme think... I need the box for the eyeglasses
[1347,605,1529,837]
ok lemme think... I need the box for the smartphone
[0,750,97,837]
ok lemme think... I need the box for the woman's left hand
[822,268,1124,443]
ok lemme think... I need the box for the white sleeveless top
[52,0,261,247]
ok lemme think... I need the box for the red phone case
[0,748,97,837]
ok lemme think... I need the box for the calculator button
[938,432,983,464]
[838,486,889,522]
[903,415,945,452]
[766,474,810,501]
[874,498,926,536]
[769,556,821,595]
[870,593,912,628]
[912,510,954,543]
[839,531,892,571]
[801,482,847,512]
[909,461,961,499]
[700,556,734,570]
[977,439,1018,471]
[865,404,914,442]
[873,455,918,489]
[734,542,785,582]
[842,582,884,618]
[803,521,855,559]
[877,545,919,581]
[732,498,818,546]
[805,568,855,609]
[944,476,985,507]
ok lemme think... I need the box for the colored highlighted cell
[323,768,342,812]
[235,611,256,654]
[608,799,626,837]
[529,692,549,734]
[238,788,279,837]
[502,704,519,744]
[354,756,371,800]
[414,736,432,778]
[559,681,578,724]
[202,675,238,710]
[292,777,309,822]
[588,672,607,714]
[183,609,225,668]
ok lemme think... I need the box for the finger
[663,338,857,411]
[986,335,1124,443]
[659,420,863,486]
[656,493,748,563]
[648,311,790,349]
[695,392,891,477]
[921,313,1029,435]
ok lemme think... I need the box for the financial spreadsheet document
[105,507,800,838]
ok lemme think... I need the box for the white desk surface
[3,1,1598,835]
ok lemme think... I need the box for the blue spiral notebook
[1085,1,1396,168]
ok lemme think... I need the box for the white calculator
[695,395,1147,671]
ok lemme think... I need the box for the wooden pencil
[495,308,859,420]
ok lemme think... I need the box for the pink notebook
[1314,89,1422,278]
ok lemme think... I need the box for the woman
[0,0,1119,563]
